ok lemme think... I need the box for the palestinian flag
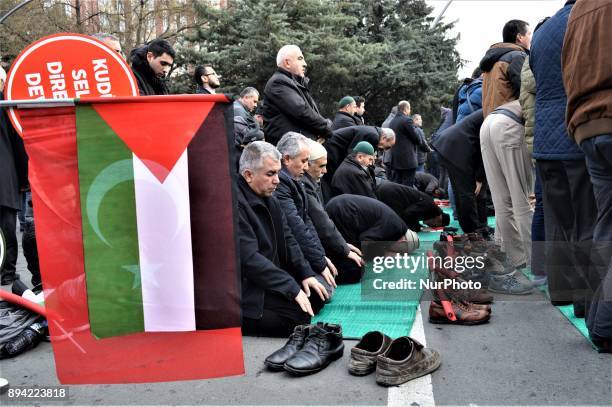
[18,96,243,384]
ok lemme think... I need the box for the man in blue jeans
[562,0,612,353]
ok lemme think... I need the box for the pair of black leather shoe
[264,322,344,376]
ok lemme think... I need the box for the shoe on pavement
[488,270,533,295]
[283,322,344,376]
[428,300,490,325]
[348,331,393,376]
[264,324,310,370]
[376,336,441,386]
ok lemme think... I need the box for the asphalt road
[1,233,611,406]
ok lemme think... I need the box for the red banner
[5,33,138,135]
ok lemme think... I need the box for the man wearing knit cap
[302,140,365,284]
[332,96,360,130]
[331,141,377,199]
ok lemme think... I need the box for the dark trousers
[329,254,363,285]
[242,290,326,337]
[536,159,597,303]
[0,206,18,283]
[580,135,612,340]
[442,159,488,234]
[531,167,546,277]
[392,168,416,188]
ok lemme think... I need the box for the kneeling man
[238,141,332,337]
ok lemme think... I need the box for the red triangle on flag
[93,101,215,182]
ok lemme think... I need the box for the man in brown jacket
[562,0,612,353]
[479,20,531,118]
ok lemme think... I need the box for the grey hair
[92,32,120,42]
[239,141,281,175]
[277,132,310,159]
[398,100,411,112]
[380,127,396,141]
[276,45,301,67]
[240,87,259,98]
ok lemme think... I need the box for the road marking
[387,305,436,407]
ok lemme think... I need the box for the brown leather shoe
[376,337,441,386]
[348,331,393,376]
[428,300,490,325]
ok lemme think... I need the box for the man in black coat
[274,133,337,289]
[303,140,365,284]
[389,101,420,187]
[414,172,443,197]
[321,125,395,202]
[129,39,175,96]
[331,96,360,130]
[263,45,333,145]
[325,194,408,251]
[375,181,450,232]
[237,141,331,337]
[0,88,28,285]
[331,141,377,199]
[432,109,488,236]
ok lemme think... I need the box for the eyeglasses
[203,72,218,76]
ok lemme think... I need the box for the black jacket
[323,125,381,178]
[325,194,407,248]
[389,112,420,170]
[331,156,377,199]
[129,46,170,96]
[273,169,327,273]
[375,181,442,232]
[331,111,360,130]
[302,173,349,257]
[263,68,332,145]
[415,127,430,165]
[196,87,212,94]
[237,177,315,319]
[432,109,486,181]
[233,100,264,148]
[414,172,439,196]
[0,98,28,210]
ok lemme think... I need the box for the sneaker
[428,300,490,325]
[348,331,393,376]
[283,322,344,376]
[488,271,533,295]
[376,337,441,386]
[264,325,310,371]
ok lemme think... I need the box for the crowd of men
[1,0,610,352]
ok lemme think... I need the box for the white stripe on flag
[133,151,196,332]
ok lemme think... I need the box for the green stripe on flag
[76,105,144,338]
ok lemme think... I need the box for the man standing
[531,0,596,310]
[302,140,364,284]
[562,0,612,352]
[412,114,431,172]
[129,38,175,96]
[233,87,264,150]
[331,141,377,199]
[193,64,221,94]
[0,67,28,285]
[238,141,330,337]
[479,20,531,117]
[389,101,420,187]
[263,45,333,145]
[354,96,366,125]
[480,100,534,294]
[332,96,360,130]
[274,133,337,289]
